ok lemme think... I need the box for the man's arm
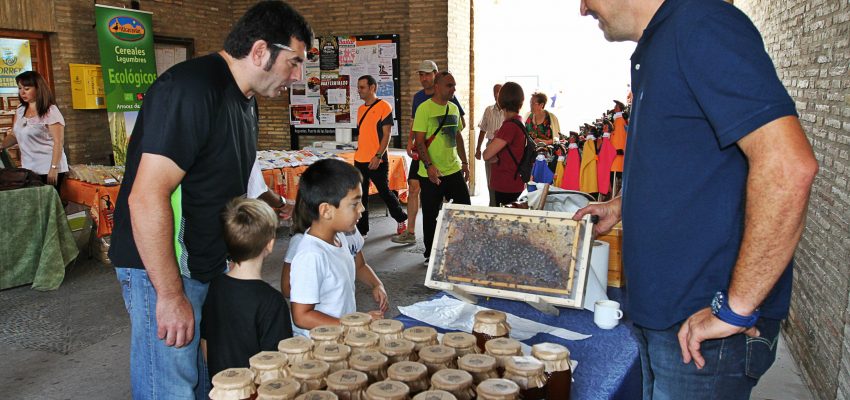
[455,131,469,181]
[416,130,441,184]
[128,153,194,348]
[369,123,392,170]
[678,115,818,368]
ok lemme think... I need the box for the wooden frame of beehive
[424,204,594,313]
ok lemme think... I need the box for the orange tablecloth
[262,152,408,201]
[61,179,121,207]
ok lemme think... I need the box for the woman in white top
[0,71,68,190]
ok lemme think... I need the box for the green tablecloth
[0,185,79,290]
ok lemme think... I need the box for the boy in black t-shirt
[201,198,292,378]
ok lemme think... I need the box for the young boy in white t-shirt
[289,159,389,336]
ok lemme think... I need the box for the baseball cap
[416,60,438,73]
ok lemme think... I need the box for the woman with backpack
[483,82,529,206]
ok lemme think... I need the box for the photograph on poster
[290,104,315,125]
[291,83,306,96]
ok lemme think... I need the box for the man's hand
[461,163,470,181]
[372,285,389,313]
[369,156,381,170]
[278,202,294,220]
[406,139,417,158]
[677,307,759,369]
[156,292,195,348]
[427,164,442,185]
[47,168,58,185]
[474,149,482,160]
[572,197,622,236]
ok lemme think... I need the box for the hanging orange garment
[580,137,598,193]
[553,156,565,187]
[597,133,616,195]
[561,143,581,190]
[611,112,628,172]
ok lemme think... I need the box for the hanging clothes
[597,132,616,195]
[611,112,628,172]
[580,136,598,194]
[561,142,581,190]
[553,156,565,187]
[529,154,554,192]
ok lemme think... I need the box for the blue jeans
[634,318,781,400]
[116,268,211,400]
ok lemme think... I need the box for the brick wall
[735,1,850,399]
[4,0,467,162]
[3,0,235,164]
[232,0,468,152]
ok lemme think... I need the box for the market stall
[256,149,408,202]
[0,185,78,290]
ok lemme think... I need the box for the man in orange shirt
[353,75,408,237]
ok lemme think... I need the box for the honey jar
[313,343,352,374]
[472,311,510,352]
[386,361,430,394]
[402,327,438,358]
[310,325,345,346]
[440,332,479,357]
[502,357,547,400]
[325,369,369,400]
[475,378,520,400]
[345,331,381,356]
[428,369,474,400]
[278,336,315,363]
[348,351,389,384]
[417,345,457,376]
[250,351,289,384]
[288,360,331,393]
[370,319,404,343]
[210,368,257,400]
[379,338,416,364]
[457,354,498,384]
[531,343,571,400]
[364,380,410,400]
[340,312,373,337]
[257,377,302,400]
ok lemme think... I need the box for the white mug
[594,300,624,329]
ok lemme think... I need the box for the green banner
[94,5,157,112]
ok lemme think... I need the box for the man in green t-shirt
[413,71,471,264]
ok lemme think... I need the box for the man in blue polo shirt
[574,0,818,398]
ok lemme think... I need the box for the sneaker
[397,221,408,235]
[391,231,416,244]
[423,257,430,266]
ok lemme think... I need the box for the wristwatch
[50,164,58,169]
[711,290,760,328]
[277,195,286,208]
[423,160,432,169]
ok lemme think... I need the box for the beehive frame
[424,204,594,310]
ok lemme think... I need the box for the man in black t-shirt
[109,2,311,398]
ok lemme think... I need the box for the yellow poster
[0,39,33,93]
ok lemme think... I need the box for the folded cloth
[398,295,591,342]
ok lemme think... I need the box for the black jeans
[354,160,408,235]
[38,172,66,194]
[494,191,522,206]
[420,171,471,258]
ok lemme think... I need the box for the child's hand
[372,285,389,313]
[368,310,385,320]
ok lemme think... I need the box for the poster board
[290,34,401,149]
[424,204,594,310]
